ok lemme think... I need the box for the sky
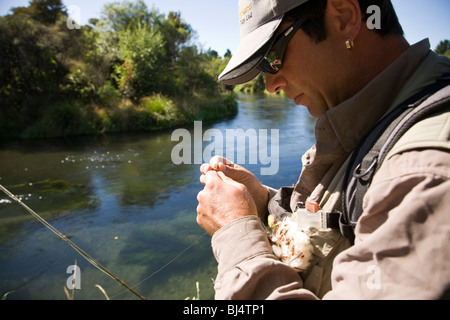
[0,0,449,56]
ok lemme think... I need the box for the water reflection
[0,94,316,300]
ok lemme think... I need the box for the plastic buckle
[295,201,327,231]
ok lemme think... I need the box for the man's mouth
[294,93,304,105]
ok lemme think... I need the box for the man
[196,0,450,299]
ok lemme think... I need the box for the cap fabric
[219,0,310,85]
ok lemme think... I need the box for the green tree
[97,2,188,97]
[0,1,88,138]
[11,0,66,25]
[435,39,450,58]
[100,0,152,32]
[158,11,194,62]
[115,23,166,98]
[224,49,232,59]
[174,45,216,97]
[0,0,237,139]
[0,15,69,134]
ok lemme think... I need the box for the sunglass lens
[259,50,282,74]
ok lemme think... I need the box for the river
[0,93,316,300]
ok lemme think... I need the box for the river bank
[2,93,238,141]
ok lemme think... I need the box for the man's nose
[265,72,287,94]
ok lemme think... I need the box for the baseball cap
[219,0,310,85]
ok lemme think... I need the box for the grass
[1,291,13,300]
[185,281,200,300]
[15,92,237,140]
[64,260,111,300]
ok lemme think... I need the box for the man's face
[264,19,354,118]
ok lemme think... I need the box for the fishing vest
[267,75,450,297]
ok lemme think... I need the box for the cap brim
[218,17,283,85]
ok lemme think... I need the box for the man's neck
[357,33,410,89]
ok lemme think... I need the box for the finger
[200,163,212,175]
[215,161,248,182]
[210,156,234,170]
[200,170,219,185]
[203,170,221,185]
[200,157,232,174]
[217,171,244,187]
[199,174,206,185]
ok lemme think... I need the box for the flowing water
[0,94,316,300]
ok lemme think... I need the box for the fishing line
[0,183,146,300]
[109,231,208,300]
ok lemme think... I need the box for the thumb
[217,161,250,182]
[217,171,244,187]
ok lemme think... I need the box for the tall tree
[100,0,151,32]
[11,0,66,25]
[115,23,166,97]
[435,39,450,57]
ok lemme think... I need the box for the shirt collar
[321,39,432,154]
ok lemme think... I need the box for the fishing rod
[0,183,146,300]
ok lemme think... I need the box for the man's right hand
[200,156,269,218]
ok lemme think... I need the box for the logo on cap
[239,2,253,26]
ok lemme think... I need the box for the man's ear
[326,0,362,42]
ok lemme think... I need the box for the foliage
[100,0,151,32]
[234,73,266,94]
[435,39,450,58]
[0,4,84,138]
[114,22,166,98]
[11,0,66,25]
[0,0,235,140]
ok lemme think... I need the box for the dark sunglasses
[257,18,307,74]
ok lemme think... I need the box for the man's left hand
[197,170,257,236]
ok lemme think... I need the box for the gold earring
[345,39,354,50]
